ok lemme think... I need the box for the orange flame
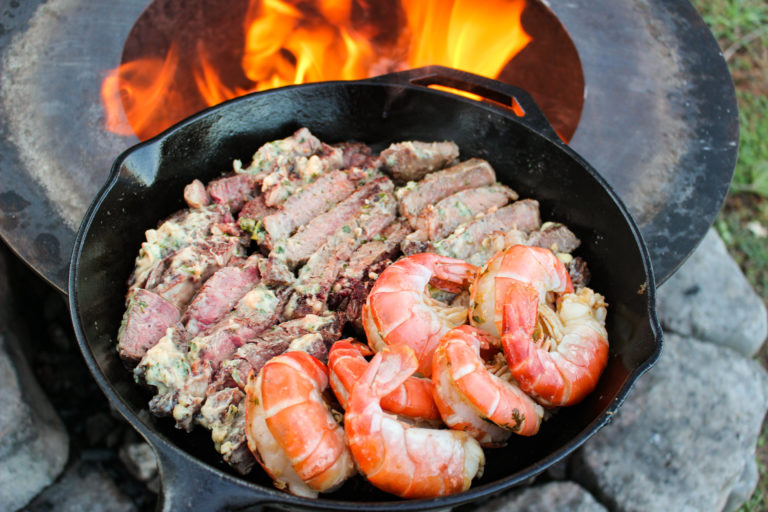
[103,0,531,140]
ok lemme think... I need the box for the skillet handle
[153,443,272,512]
[370,65,562,142]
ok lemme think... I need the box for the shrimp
[363,253,478,377]
[243,351,356,497]
[432,325,543,444]
[470,244,573,338]
[502,282,609,407]
[328,339,441,423]
[345,344,485,499]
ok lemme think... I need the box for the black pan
[69,66,662,511]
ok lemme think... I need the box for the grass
[689,0,768,510]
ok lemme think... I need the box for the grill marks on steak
[206,172,261,214]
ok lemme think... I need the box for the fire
[103,0,531,140]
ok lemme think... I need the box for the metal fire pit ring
[69,66,662,511]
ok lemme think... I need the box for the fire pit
[0,0,738,292]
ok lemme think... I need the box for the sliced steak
[183,179,210,208]
[117,289,180,363]
[260,169,357,249]
[206,172,260,214]
[284,190,397,319]
[414,183,517,240]
[136,326,189,416]
[379,140,459,183]
[145,234,246,310]
[398,158,496,228]
[215,314,342,390]
[334,141,377,169]
[129,204,233,291]
[328,221,410,327]
[527,222,581,254]
[282,176,394,268]
[432,199,541,265]
[183,254,264,337]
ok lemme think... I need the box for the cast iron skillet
[69,66,662,511]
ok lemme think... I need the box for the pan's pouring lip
[67,67,663,510]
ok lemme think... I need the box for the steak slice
[526,222,581,254]
[284,189,397,319]
[183,254,264,337]
[398,158,496,228]
[129,204,233,292]
[207,172,261,214]
[260,169,357,249]
[282,176,394,268]
[432,199,541,265]
[414,184,518,240]
[237,195,277,238]
[215,314,342,390]
[334,141,377,169]
[117,289,180,363]
[145,234,246,310]
[379,140,459,183]
[328,221,410,328]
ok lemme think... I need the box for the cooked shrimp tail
[345,344,485,499]
[432,325,543,444]
[502,283,609,407]
[328,339,441,422]
[244,351,356,497]
[364,253,478,376]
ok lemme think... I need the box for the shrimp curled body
[328,339,441,422]
[432,325,543,444]
[363,253,478,377]
[471,245,609,407]
[345,344,485,499]
[244,351,356,497]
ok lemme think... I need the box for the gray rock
[0,251,69,511]
[572,332,768,512]
[473,481,607,511]
[26,461,137,512]
[119,441,158,483]
[657,228,768,356]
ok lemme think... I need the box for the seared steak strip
[237,195,277,238]
[398,158,496,228]
[182,254,264,337]
[328,221,410,328]
[214,314,342,391]
[145,234,246,310]
[526,222,581,254]
[284,190,398,319]
[431,199,541,265]
[379,140,459,183]
[129,204,233,291]
[117,289,180,363]
[282,176,394,268]
[260,169,357,250]
[334,141,377,169]
[206,173,261,214]
[414,183,518,240]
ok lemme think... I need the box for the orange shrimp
[502,283,609,407]
[470,245,573,338]
[363,253,477,377]
[327,339,441,423]
[345,344,485,499]
[243,351,356,497]
[432,325,543,444]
